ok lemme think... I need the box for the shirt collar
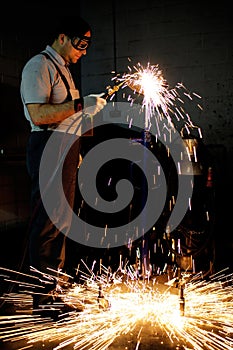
[45,45,67,67]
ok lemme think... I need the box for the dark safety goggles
[71,36,91,50]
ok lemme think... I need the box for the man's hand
[83,92,107,116]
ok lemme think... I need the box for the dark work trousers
[26,130,81,285]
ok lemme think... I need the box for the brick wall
[80,0,233,151]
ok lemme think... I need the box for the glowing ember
[0,266,233,349]
[122,62,169,120]
[114,60,203,135]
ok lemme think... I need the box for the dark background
[0,0,232,278]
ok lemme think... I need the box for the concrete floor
[0,324,186,350]
[0,276,189,350]
[1,271,233,350]
[0,221,232,350]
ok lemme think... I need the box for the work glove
[83,92,107,116]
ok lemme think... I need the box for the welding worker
[20,15,107,314]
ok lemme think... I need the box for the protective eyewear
[71,36,91,50]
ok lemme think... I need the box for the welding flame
[126,63,168,108]
[116,60,203,134]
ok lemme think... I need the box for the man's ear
[59,33,67,44]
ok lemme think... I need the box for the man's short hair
[52,15,92,40]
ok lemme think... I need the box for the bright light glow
[0,266,233,349]
[116,61,202,135]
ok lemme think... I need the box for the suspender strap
[40,52,74,130]
[39,52,88,134]
[41,52,73,101]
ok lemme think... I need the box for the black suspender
[41,51,73,101]
[39,52,74,130]
[39,52,92,136]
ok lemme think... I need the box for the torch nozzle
[103,81,125,100]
